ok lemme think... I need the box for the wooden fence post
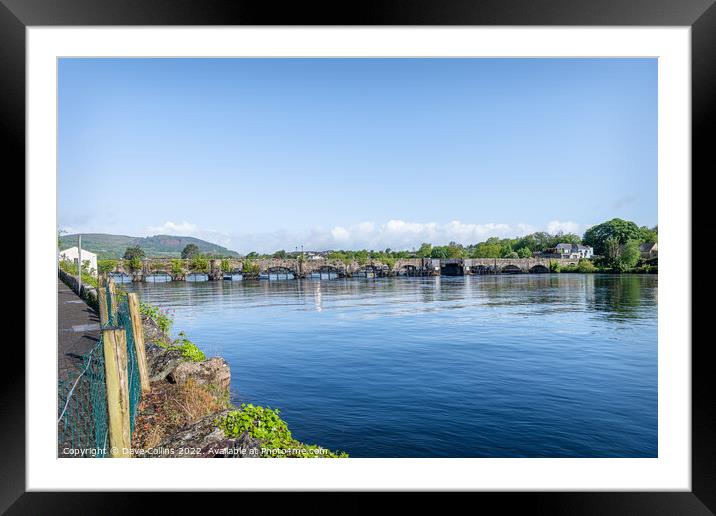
[102,328,131,457]
[97,286,109,326]
[126,293,151,393]
[108,279,118,322]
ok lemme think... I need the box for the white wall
[59,246,98,277]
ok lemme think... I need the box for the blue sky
[58,58,657,253]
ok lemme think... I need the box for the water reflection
[123,273,657,458]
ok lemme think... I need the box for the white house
[554,243,593,260]
[59,247,98,277]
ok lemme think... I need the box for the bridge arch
[145,270,172,283]
[470,264,495,275]
[529,264,549,274]
[310,265,342,280]
[501,264,523,274]
[263,266,296,280]
[108,271,133,283]
[397,264,419,277]
[354,264,381,278]
[186,271,209,282]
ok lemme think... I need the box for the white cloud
[145,221,233,248]
[229,219,530,254]
[546,220,580,235]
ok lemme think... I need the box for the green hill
[59,233,239,260]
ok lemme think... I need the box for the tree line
[98,218,657,274]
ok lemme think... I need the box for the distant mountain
[59,233,239,260]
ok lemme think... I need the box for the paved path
[58,278,100,379]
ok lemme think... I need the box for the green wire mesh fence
[57,283,143,457]
[117,299,142,434]
[57,339,109,457]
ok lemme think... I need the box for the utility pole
[78,234,82,294]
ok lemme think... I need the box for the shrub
[125,256,143,272]
[220,259,232,272]
[242,259,260,275]
[190,257,209,273]
[549,260,561,273]
[123,245,145,261]
[517,247,532,258]
[170,259,185,276]
[97,259,118,275]
[169,331,206,362]
[577,259,596,273]
[139,302,174,334]
[59,259,98,288]
[215,404,348,458]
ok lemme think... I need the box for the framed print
[6,0,712,513]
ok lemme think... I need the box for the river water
[124,273,657,457]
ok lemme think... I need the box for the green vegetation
[97,259,118,275]
[167,331,206,362]
[123,245,145,261]
[517,247,532,258]
[242,259,260,275]
[582,218,655,256]
[189,256,209,273]
[548,260,561,273]
[139,301,173,333]
[181,243,200,259]
[59,259,98,288]
[577,259,597,273]
[170,259,185,277]
[598,235,642,272]
[125,256,143,272]
[215,404,348,458]
[220,259,232,273]
[58,233,240,260]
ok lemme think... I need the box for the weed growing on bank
[215,404,349,458]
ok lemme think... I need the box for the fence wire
[57,284,143,457]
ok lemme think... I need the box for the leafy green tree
[416,243,433,258]
[506,251,519,259]
[273,250,287,259]
[382,256,396,270]
[517,247,532,258]
[181,243,200,259]
[125,256,143,272]
[617,240,641,272]
[97,259,118,275]
[446,242,466,259]
[123,245,145,261]
[354,250,369,265]
[603,236,622,269]
[170,259,185,276]
[190,256,209,273]
[220,259,232,272]
[471,238,502,258]
[638,225,658,245]
[430,246,449,259]
[242,259,260,275]
[582,218,641,255]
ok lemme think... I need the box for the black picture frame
[5,0,710,513]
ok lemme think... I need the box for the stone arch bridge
[109,256,579,282]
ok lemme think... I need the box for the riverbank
[57,269,347,458]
